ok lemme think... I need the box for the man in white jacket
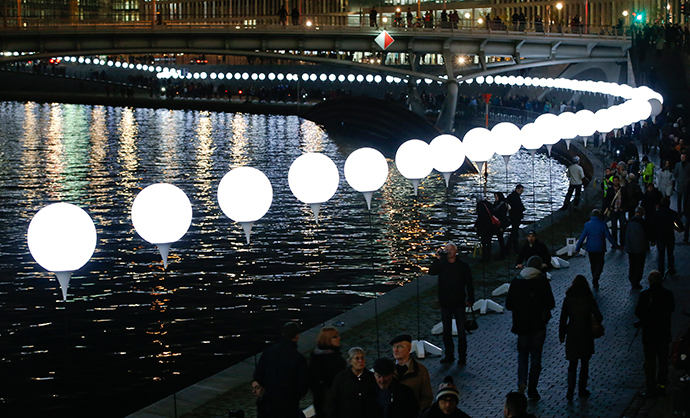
[561,156,586,210]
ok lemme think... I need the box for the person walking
[506,256,555,401]
[506,184,525,254]
[309,327,346,417]
[625,207,650,289]
[475,195,498,261]
[493,192,509,258]
[651,196,680,275]
[635,270,675,399]
[429,243,475,365]
[561,156,587,210]
[575,209,617,289]
[602,175,628,247]
[673,153,687,212]
[558,275,603,401]
[329,347,376,418]
[253,322,309,418]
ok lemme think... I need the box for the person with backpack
[506,256,555,401]
[559,275,603,401]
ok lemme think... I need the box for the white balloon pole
[54,271,72,301]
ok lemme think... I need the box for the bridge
[0,23,631,131]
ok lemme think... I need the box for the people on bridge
[278,5,288,25]
[291,7,300,25]
[370,7,378,27]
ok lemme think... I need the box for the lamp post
[27,203,97,300]
[217,167,273,244]
[288,153,340,223]
[131,183,193,269]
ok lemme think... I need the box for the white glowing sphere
[395,139,434,180]
[648,98,663,116]
[27,203,97,273]
[534,113,561,145]
[629,99,653,123]
[575,109,597,137]
[429,134,466,173]
[520,123,544,151]
[491,122,522,156]
[131,184,192,245]
[344,147,389,193]
[218,167,273,223]
[463,127,495,163]
[594,108,615,133]
[288,153,340,204]
[557,112,578,140]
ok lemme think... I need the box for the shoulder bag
[465,307,479,333]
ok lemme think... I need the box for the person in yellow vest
[640,155,655,186]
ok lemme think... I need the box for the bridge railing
[0,16,630,40]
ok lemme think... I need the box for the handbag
[483,202,501,228]
[591,315,605,339]
[465,308,479,333]
[674,218,685,233]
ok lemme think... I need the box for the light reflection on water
[0,101,566,417]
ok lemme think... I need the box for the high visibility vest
[642,162,655,184]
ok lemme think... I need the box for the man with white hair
[561,156,586,210]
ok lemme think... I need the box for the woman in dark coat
[309,327,346,417]
[493,192,509,258]
[329,347,376,418]
[475,194,497,261]
[559,275,603,401]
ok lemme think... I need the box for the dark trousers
[517,329,546,395]
[677,191,683,213]
[643,341,669,393]
[265,400,303,418]
[495,230,507,256]
[657,240,675,272]
[587,251,605,285]
[441,306,467,360]
[567,357,590,395]
[507,221,521,253]
[628,252,646,286]
[564,184,582,207]
[609,211,626,246]
[480,233,493,261]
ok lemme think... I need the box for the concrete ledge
[126,274,437,418]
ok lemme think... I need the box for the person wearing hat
[253,322,309,418]
[561,155,587,210]
[430,242,475,366]
[635,270,675,399]
[389,334,434,410]
[506,256,555,401]
[372,358,419,418]
[506,184,526,254]
[514,230,551,271]
[420,376,471,417]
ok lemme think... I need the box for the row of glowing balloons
[26,84,664,300]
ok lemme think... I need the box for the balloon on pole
[395,139,433,195]
[217,167,273,244]
[27,202,97,300]
[429,134,465,187]
[288,153,340,223]
[131,183,193,268]
[344,147,389,210]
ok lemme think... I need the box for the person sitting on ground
[372,358,419,418]
[503,392,536,417]
[390,334,434,410]
[420,376,471,417]
[515,230,551,271]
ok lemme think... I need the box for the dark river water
[0,101,567,417]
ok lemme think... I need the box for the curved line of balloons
[26,81,664,300]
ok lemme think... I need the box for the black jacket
[309,345,346,416]
[651,206,680,243]
[493,199,509,228]
[515,240,551,269]
[420,402,472,418]
[506,190,525,223]
[373,379,419,418]
[330,368,377,418]
[506,268,555,335]
[253,338,309,403]
[429,257,475,308]
[635,284,675,345]
[559,292,603,360]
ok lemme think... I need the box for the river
[0,101,567,417]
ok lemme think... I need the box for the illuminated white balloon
[288,153,340,222]
[395,139,433,195]
[463,127,495,174]
[520,123,544,153]
[429,134,465,187]
[131,183,192,268]
[218,167,273,244]
[534,113,561,154]
[27,202,97,300]
[491,122,521,164]
[344,147,389,210]
[575,109,597,146]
